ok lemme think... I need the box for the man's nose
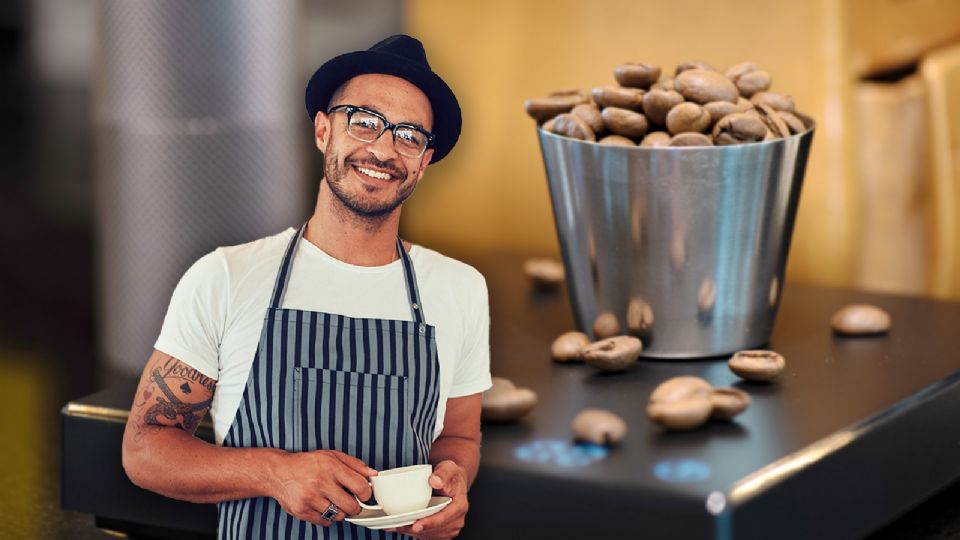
[367,129,400,161]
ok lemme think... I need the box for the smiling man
[121,35,491,540]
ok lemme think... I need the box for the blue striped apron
[217,224,441,539]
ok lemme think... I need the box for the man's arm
[390,394,482,539]
[122,349,279,502]
[427,394,482,486]
[122,349,374,523]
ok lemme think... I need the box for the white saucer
[346,496,452,530]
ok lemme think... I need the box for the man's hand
[387,460,468,540]
[268,449,378,526]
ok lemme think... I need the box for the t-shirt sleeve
[448,270,492,397]
[153,249,228,380]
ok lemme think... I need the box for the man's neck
[304,184,404,267]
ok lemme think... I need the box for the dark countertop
[462,254,960,539]
[46,254,960,539]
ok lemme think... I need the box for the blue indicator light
[653,458,712,483]
[513,439,609,468]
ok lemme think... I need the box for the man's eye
[397,129,423,145]
[354,118,379,130]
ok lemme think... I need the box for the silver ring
[321,502,339,521]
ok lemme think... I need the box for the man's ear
[314,111,330,151]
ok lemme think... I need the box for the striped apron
[217,224,442,539]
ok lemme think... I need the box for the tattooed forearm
[134,355,215,439]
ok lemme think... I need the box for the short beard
[323,150,417,219]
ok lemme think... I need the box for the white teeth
[356,166,391,180]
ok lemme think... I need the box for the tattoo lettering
[160,356,216,392]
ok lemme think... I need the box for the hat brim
[305,50,461,164]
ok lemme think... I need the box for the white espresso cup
[357,464,433,516]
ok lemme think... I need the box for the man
[122,34,491,540]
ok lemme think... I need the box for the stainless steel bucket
[538,120,815,358]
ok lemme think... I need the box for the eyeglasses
[327,104,435,158]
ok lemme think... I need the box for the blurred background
[1,0,959,537]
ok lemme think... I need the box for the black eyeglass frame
[327,104,436,158]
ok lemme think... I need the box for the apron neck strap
[269,223,307,310]
[396,237,426,324]
[269,223,427,324]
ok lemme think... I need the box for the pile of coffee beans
[524,61,806,147]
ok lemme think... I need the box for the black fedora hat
[305,34,461,164]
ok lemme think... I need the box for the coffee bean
[753,103,790,138]
[675,69,739,104]
[592,86,645,110]
[668,132,713,146]
[778,111,805,134]
[724,61,761,82]
[642,88,685,126]
[728,350,786,382]
[647,399,713,430]
[646,376,713,430]
[736,70,772,98]
[571,103,604,134]
[703,101,739,126]
[666,102,711,134]
[640,131,671,147]
[549,113,596,141]
[598,134,635,146]
[725,62,772,98]
[650,376,713,402]
[523,257,565,289]
[713,112,767,145]
[831,304,891,336]
[524,95,584,123]
[551,331,590,362]
[571,409,627,445]
[675,61,716,76]
[548,88,592,102]
[601,107,650,138]
[651,77,675,91]
[593,312,621,339]
[614,63,661,89]
[710,388,751,420]
[582,335,642,372]
[481,377,538,423]
[751,91,796,112]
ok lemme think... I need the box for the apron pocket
[292,367,409,467]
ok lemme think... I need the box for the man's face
[315,74,435,218]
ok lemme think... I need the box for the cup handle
[356,481,380,510]
[356,498,381,511]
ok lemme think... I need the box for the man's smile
[353,164,394,181]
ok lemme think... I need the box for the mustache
[346,155,407,179]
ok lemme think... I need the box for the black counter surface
[461,255,960,539]
[59,254,960,539]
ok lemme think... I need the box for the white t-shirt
[155,228,492,445]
